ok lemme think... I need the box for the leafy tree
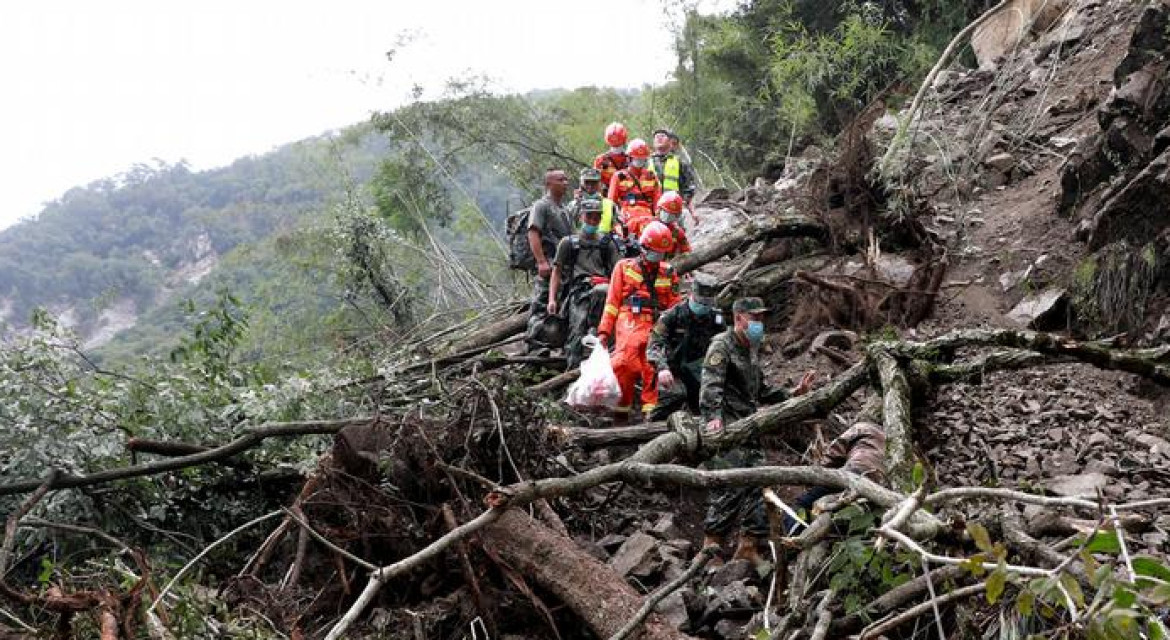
[659,0,988,180]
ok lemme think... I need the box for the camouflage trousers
[526,276,564,351]
[703,446,770,538]
[648,363,702,421]
[563,281,608,369]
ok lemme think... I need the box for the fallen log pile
[3,327,1169,638]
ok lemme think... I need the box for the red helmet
[605,122,628,147]
[657,191,684,215]
[627,138,650,160]
[639,220,674,254]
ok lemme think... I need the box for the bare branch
[858,582,987,639]
[609,546,717,640]
[0,470,59,576]
[0,418,373,497]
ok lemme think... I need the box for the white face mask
[609,146,625,154]
[631,158,648,169]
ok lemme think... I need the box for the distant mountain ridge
[0,125,390,350]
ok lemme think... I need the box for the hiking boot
[731,534,765,566]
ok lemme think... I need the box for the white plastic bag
[564,336,621,409]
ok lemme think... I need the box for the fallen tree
[6,327,1170,639]
[672,214,828,276]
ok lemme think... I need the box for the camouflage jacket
[824,421,887,482]
[646,303,726,375]
[699,329,788,422]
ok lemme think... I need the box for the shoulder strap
[639,261,660,312]
[563,235,581,281]
[623,170,646,198]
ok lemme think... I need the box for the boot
[701,534,725,568]
[731,534,764,566]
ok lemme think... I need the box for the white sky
[0,0,732,231]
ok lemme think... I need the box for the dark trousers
[703,447,770,538]
[780,485,836,535]
[525,276,560,351]
[648,364,702,420]
[563,281,608,369]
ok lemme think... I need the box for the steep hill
[0,128,389,349]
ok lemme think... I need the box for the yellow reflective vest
[651,155,681,192]
[600,198,618,233]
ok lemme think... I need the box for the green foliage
[0,297,366,617]
[375,83,642,204]
[825,503,915,613]
[169,291,252,382]
[371,144,452,237]
[954,526,1170,639]
[657,0,988,179]
[770,9,906,133]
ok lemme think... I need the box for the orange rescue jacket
[593,151,629,195]
[598,257,681,337]
[608,167,661,214]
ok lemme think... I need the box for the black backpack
[562,235,618,284]
[506,207,536,272]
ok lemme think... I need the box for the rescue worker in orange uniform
[609,138,662,239]
[628,191,692,258]
[593,122,630,197]
[655,191,692,259]
[597,221,681,422]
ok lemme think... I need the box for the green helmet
[580,167,602,183]
[579,197,603,214]
[732,297,769,314]
[692,273,719,299]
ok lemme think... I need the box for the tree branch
[608,547,716,640]
[880,330,1170,384]
[0,418,373,497]
[672,214,827,275]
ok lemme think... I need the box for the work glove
[793,370,817,396]
[657,369,675,390]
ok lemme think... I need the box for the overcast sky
[0,0,731,231]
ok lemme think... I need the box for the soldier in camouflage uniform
[781,420,887,534]
[646,273,725,419]
[699,297,815,564]
[547,198,620,368]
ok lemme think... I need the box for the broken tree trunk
[672,214,827,275]
[446,310,530,354]
[529,369,579,395]
[715,255,833,308]
[549,422,671,449]
[874,350,915,490]
[480,509,692,640]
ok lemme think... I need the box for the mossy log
[879,329,1170,384]
[874,350,915,490]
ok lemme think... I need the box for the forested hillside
[0,130,388,349]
